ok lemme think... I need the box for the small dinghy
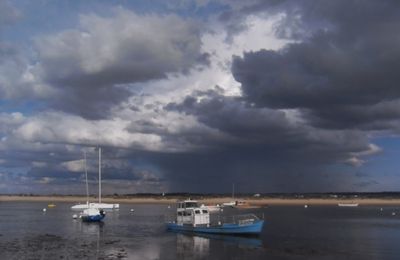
[166,200,264,235]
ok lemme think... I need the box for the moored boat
[71,203,119,211]
[80,207,106,222]
[200,204,221,213]
[71,148,108,222]
[166,199,264,235]
[222,201,236,207]
[338,203,359,207]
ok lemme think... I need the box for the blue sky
[0,0,399,194]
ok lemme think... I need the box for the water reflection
[72,219,105,258]
[174,231,263,258]
[177,233,210,258]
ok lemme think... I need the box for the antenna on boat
[98,147,102,204]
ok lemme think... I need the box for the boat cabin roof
[177,200,199,209]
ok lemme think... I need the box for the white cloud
[13,112,166,151]
[108,12,290,104]
[345,157,365,167]
[35,8,204,86]
[345,143,382,167]
[61,159,83,172]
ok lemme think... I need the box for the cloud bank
[0,0,398,194]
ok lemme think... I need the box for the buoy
[130,209,134,212]
[380,208,383,211]
[72,214,78,219]
[392,212,396,216]
[304,205,308,208]
[42,208,46,212]
[167,205,171,209]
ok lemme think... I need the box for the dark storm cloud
[0,145,165,194]
[162,87,375,192]
[167,89,370,155]
[144,143,362,193]
[231,0,400,130]
[166,88,297,143]
[34,9,208,119]
[160,0,399,191]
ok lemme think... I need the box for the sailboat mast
[99,147,101,204]
[232,183,235,199]
[84,151,89,205]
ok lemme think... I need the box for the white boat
[222,201,236,207]
[71,147,119,218]
[222,183,236,207]
[71,148,119,211]
[71,203,119,211]
[338,203,359,207]
[200,204,221,213]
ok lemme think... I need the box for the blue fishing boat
[166,200,264,235]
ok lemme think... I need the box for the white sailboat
[222,183,236,207]
[71,147,119,212]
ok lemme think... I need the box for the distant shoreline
[2,195,400,206]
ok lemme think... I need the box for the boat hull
[167,220,264,235]
[81,214,105,222]
[71,203,119,211]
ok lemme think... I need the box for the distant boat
[222,201,236,207]
[222,183,236,207]
[47,203,56,208]
[200,204,221,213]
[166,199,264,235]
[338,203,359,207]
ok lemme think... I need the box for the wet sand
[2,195,400,206]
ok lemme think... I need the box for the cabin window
[186,212,192,216]
[178,212,183,216]
[195,210,201,214]
[184,202,198,208]
[202,210,208,214]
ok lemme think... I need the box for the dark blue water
[1,202,400,259]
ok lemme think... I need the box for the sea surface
[1,202,400,259]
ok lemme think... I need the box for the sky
[1,0,400,195]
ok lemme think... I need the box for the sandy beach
[2,195,400,206]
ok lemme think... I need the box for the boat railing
[212,213,261,226]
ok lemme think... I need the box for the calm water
[1,202,400,259]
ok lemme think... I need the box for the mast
[98,147,101,204]
[232,183,235,200]
[84,151,89,206]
